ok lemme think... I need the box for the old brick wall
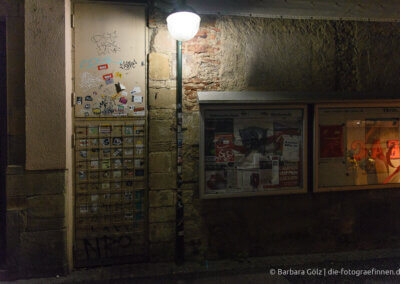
[148,9,400,261]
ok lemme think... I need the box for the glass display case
[315,103,400,192]
[200,105,308,198]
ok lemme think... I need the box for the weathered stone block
[149,120,175,143]
[149,109,176,121]
[26,170,66,195]
[149,53,170,80]
[27,194,65,218]
[149,190,175,207]
[6,172,26,197]
[149,206,176,223]
[149,173,176,190]
[183,112,200,146]
[153,29,176,53]
[150,141,176,152]
[182,190,194,205]
[149,222,175,242]
[149,152,172,173]
[149,88,176,109]
[19,230,67,276]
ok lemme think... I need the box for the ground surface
[8,249,400,283]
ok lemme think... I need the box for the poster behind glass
[203,108,305,196]
[317,106,400,190]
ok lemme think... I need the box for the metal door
[73,2,147,267]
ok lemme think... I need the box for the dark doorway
[0,20,7,267]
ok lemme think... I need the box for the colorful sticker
[105,78,114,85]
[103,73,113,80]
[97,64,108,70]
[115,72,122,78]
[124,126,133,135]
[119,97,128,104]
[92,108,101,115]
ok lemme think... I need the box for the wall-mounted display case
[315,103,400,192]
[200,104,308,198]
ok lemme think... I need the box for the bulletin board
[200,105,308,198]
[73,3,148,267]
[315,103,400,192]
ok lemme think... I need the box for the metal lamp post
[166,3,200,264]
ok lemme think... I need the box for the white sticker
[121,91,128,96]
[131,86,141,94]
[134,95,143,103]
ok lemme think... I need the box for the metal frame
[0,18,7,268]
[199,103,308,199]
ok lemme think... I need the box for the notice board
[200,105,308,198]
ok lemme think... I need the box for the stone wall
[148,9,400,261]
[2,0,69,279]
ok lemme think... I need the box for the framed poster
[315,103,400,192]
[200,105,308,198]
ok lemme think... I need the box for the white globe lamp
[167,11,201,42]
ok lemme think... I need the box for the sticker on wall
[101,138,110,146]
[79,150,87,158]
[133,96,143,103]
[77,97,82,105]
[118,105,124,112]
[105,78,114,85]
[115,72,122,78]
[121,91,128,97]
[92,108,101,115]
[112,137,122,146]
[119,97,127,104]
[84,104,91,109]
[102,160,110,169]
[134,159,144,167]
[124,126,133,135]
[114,159,122,168]
[115,82,126,93]
[85,96,93,101]
[131,86,141,95]
[79,139,88,147]
[99,126,111,134]
[97,64,108,70]
[103,73,113,80]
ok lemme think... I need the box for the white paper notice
[282,135,300,162]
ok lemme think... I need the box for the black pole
[176,40,184,264]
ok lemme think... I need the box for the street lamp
[166,1,200,264]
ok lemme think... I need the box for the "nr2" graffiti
[80,57,121,69]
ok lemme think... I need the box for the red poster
[320,125,344,158]
[215,134,234,163]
